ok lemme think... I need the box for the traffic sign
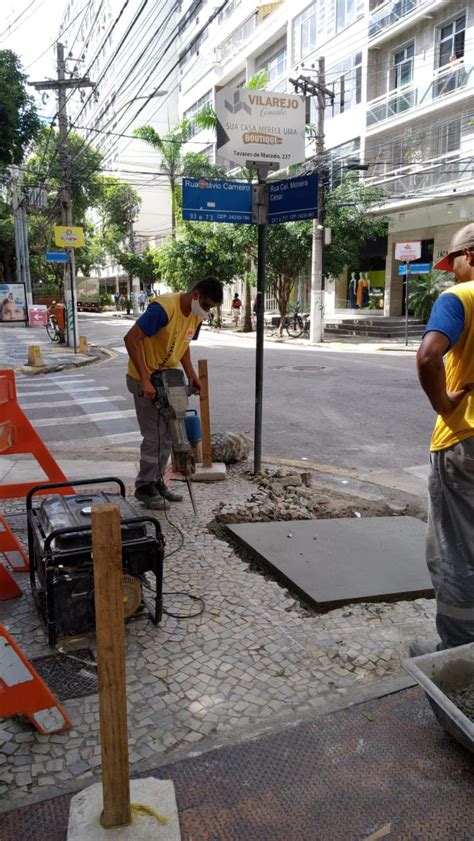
[54,226,85,248]
[182,178,252,224]
[46,251,68,263]
[394,241,421,262]
[398,262,431,275]
[215,87,305,168]
[268,174,318,224]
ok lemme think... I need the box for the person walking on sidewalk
[231,292,242,326]
[413,223,474,655]
[124,276,223,510]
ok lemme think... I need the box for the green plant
[408,272,444,322]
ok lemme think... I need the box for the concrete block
[79,336,89,353]
[191,462,226,483]
[67,777,181,840]
[27,345,44,367]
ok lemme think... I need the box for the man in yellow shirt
[124,277,223,509]
[414,223,474,654]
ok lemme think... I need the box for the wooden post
[91,502,131,828]
[198,359,212,468]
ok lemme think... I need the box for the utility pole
[128,196,140,318]
[10,167,33,314]
[30,44,95,351]
[290,58,334,344]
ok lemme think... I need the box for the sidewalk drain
[31,649,97,701]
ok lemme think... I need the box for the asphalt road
[13,313,434,475]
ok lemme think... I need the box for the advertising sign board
[28,305,48,327]
[54,226,85,248]
[0,283,27,323]
[394,241,422,262]
[215,87,305,168]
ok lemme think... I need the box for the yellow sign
[54,226,85,248]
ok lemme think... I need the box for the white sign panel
[395,241,422,262]
[215,87,305,167]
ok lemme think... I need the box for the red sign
[394,241,422,262]
[28,306,48,327]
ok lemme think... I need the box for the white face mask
[191,297,209,319]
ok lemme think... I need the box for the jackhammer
[150,369,198,514]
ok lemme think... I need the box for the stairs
[324,316,426,340]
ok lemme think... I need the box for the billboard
[0,283,27,322]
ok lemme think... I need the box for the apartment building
[57,0,180,294]
[177,0,474,316]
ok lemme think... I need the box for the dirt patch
[444,681,474,722]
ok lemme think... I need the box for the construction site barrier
[0,369,73,499]
[0,626,72,733]
[0,514,29,571]
[0,564,22,600]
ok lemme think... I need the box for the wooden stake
[198,359,212,469]
[91,502,131,828]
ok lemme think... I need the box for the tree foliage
[158,223,247,290]
[266,222,312,330]
[0,51,40,168]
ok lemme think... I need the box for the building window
[437,14,465,68]
[327,137,361,189]
[432,117,461,157]
[293,3,317,63]
[326,52,362,118]
[258,46,287,91]
[391,41,414,89]
[336,0,356,32]
[184,90,212,138]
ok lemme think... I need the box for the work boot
[156,479,183,503]
[134,483,170,510]
[409,638,440,657]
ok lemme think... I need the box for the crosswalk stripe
[33,409,136,427]
[17,386,110,397]
[15,378,96,388]
[18,396,127,409]
[112,346,128,354]
[54,431,141,447]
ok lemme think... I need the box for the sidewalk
[0,324,111,374]
[0,452,442,817]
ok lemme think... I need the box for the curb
[14,346,117,376]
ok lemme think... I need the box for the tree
[266,222,312,333]
[323,174,388,278]
[0,51,40,168]
[0,200,16,282]
[95,176,141,240]
[115,249,161,289]
[157,223,247,290]
[409,272,445,322]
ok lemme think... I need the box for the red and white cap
[433,223,474,272]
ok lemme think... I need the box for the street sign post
[268,175,318,224]
[46,251,68,263]
[215,87,305,168]
[182,178,252,223]
[394,241,422,346]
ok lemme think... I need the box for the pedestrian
[413,223,474,655]
[114,292,120,311]
[124,276,224,510]
[139,290,147,312]
[231,292,242,326]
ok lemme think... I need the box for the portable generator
[27,478,165,646]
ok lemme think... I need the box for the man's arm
[180,347,201,394]
[124,323,155,399]
[416,331,470,416]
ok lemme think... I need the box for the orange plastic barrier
[0,370,73,499]
[0,626,72,734]
[0,515,30,571]
[0,564,22,600]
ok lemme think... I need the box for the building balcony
[365,151,474,204]
[366,62,473,131]
[368,0,449,45]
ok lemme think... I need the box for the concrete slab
[227,517,433,607]
[67,778,181,841]
[191,462,227,482]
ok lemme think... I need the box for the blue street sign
[398,262,431,275]
[268,174,318,225]
[46,251,68,263]
[182,178,253,224]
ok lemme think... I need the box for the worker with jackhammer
[413,223,474,655]
[124,276,223,510]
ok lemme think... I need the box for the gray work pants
[427,437,474,648]
[126,374,171,488]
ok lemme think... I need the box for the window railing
[369,0,426,39]
[365,152,473,198]
[366,63,472,127]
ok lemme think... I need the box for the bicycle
[46,312,64,343]
[264,302,310,339]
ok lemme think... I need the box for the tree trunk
[242,278,252,332]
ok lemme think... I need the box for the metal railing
[367,63,472,127]
[369,0,426,39]
[365,153,473,199]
